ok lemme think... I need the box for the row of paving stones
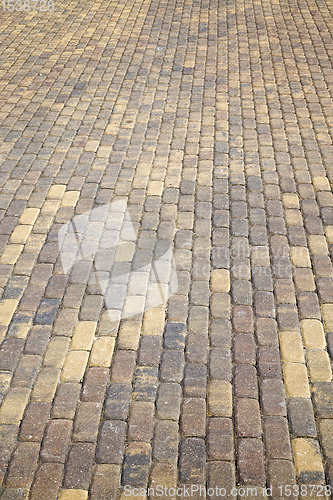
[1,0,333,497]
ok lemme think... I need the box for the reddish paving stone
[207,418,234,461]
[235,399,262,437]
[237,439,266,485]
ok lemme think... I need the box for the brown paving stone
[41,420,72,463]
[29,463,63,500]
[237,439,266,486]
[19,402,51,442]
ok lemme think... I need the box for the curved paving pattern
[1,0,333,497]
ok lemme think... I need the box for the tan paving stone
[306,350,332,382]
[210,269,230,293]
[301,320,326,349]
[279,331,305,363]
[0,299,18,326]
[292,439,325,483]
[89,337,115,367]
[0,388,30,424]
[283,363,311,398]
[70,322,97,351]
[61,352,89,383]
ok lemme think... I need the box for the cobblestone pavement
[1,0,333,497]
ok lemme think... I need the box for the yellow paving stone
[283,363,311,398]
[47,185,66,199]
[0,299,18,326]
[279,331,305,363]
[313,176,331,191]
[325,226,333,245]
[84,140,99,152]
[43,337,71,368]
[0,388,30,424]
[142,308,165,335]
[114,241,136,262]
[0,326,6,343]
[0,244,23,265]
[96,146,112,158]
[61,191,80,207]
[0,372,11,400]
[9,225,32,244]
[18,207,39,225]
[70,321,97,350]
[41,199,60,215]
[306,350,332,382]
[322,304,333,332]
[292,439,325,483]
[147,181,163,196]
[210,269,230,293]
[118,321,141,349]
[123,296,146,318]
[290,247,311,267]
[61,351,89,382]
[308,235,329,255]
[31,367,60,402]
[301,320,326,349]
[58,491,88,500]
[89,336,115,367]
[207,380,232,417]
[251,246,270,266]
[285,209,303,226]
[282,193,300,209]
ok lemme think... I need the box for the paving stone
[234,365,258,399]
[64,442,95,489]
[207,462,236,500]
[90,465,120,500]
[237,439,266,486]
[96,421,126,464]
[122,442,151,487]
[51,383,81,420]
[260,379,286,417]
[30,463,63,500]
[0,339,24,371]
[163,322,186,349]
[153,421,179,462]
[156,383,182,421]
[81,367,109,402]
[181,398,206,437]
[183,364,207,398]
[267,460,296,497]
[233,334,256,364]
[19,402,51,442]
[179,438,206,484]
[104,383,132,420]
[263,417,292,460]
[312,382,333,418]
[207,418,234,461]
[5,442,40,488]
[128,402,154,442]
[41,419,72,462]
[255,318,278,346]
[236,399,262,437]
[159,350,185,383]
[257,347,282,379]
[292,438,325,484]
